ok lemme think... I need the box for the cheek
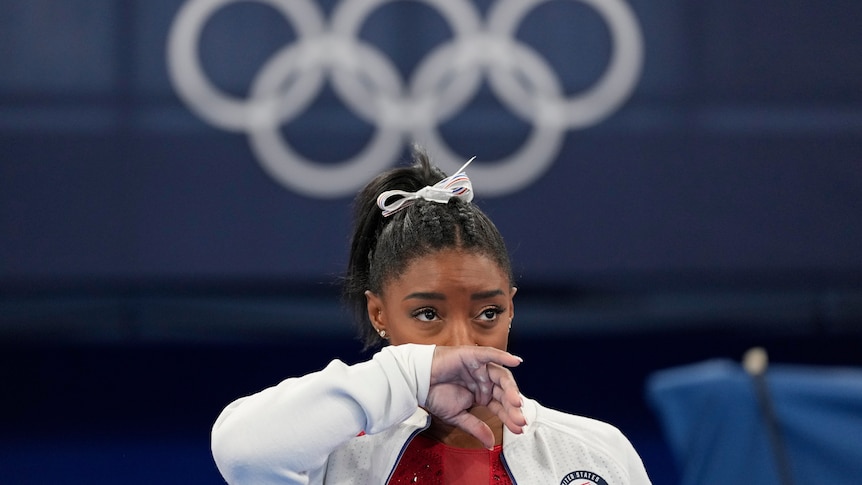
[383,312,427,344]
[477,325,510,350]
[387,327,439,347]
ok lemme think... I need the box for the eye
[412,307,439,322]
[477,306,504,322]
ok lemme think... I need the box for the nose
[444,316,476,347]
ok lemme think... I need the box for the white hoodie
[212,344,651,485]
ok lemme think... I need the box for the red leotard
[389,433,512,485]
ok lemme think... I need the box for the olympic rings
[167,0,644,197]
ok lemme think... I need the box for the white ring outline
[167,0,326,131]
[167,0,644,197]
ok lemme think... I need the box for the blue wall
[2,0,860,286]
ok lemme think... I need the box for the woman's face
[366,249,515,350]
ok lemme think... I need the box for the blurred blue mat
[647,359,862,485]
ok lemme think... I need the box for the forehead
[385,249,509,293]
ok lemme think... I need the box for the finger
[487,385,527,433]
[487,365,526,433]
[486,399,526,435]
[464,379,492,407]
[462,349,521,404]
[446,359,491,406]
[467,346,524,369]
[468,367,493,406]
[430,346,522,387]
[491,383,523,417]
[449,353,496,406]
[426,383,474,416]
[488,364,522,407]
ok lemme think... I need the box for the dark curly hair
[343,147,514,350]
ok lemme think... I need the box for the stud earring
[378,329,387,339]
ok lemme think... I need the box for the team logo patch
[560,470,609,485]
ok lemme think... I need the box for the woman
[211,148,651,484]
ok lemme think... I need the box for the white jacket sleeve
[211,343,435,485]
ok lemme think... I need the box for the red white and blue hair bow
[377,157,476,217]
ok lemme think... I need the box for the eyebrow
[470,289,505,300]
[402,289,505,301]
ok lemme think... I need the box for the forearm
[211,344,434,484]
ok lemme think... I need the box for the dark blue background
[1,0,861,483]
